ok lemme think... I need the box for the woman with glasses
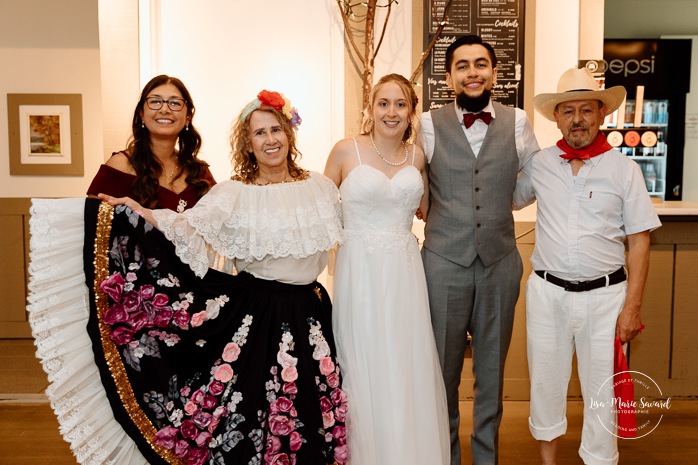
[87,74,215,212]
[30,90,347,465]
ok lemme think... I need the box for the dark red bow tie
[462,111,492,128]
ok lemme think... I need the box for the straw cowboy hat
[533,68,626,121]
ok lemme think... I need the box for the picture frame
[7,93,84,176]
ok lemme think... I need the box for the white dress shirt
[419,100,539,169]
[514,147,661,280]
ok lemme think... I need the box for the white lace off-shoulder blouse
[152,171,344,284]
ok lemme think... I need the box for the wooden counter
[3,198,697,398]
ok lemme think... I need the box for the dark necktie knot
[462,111,492,128]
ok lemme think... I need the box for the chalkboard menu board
[422,0,526,110]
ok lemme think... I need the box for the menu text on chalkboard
[423,0,526,110]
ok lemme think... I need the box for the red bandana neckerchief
[557,133,612,160]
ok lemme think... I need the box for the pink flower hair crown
[240,90,302,128]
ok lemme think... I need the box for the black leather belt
[534,267,626,292]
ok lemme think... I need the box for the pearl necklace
[370,132,408,166]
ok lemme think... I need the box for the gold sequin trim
[314,286,323,301]
[93,202,185,464]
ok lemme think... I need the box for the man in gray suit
[419,35,539,465]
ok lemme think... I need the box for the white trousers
[526,272,627,465]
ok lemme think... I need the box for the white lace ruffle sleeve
[152,171,344,280]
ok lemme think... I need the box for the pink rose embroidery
[186,446,209,465]
[266,435,282,454]
[174,438,190,458]
[214,364,234,382]
[140,284,155,299]
[207,417,220,433]
[127,310,149,331]
[208,380,225,396]
[122,290,142,313]
[191,389,205,404]
[269,453,291,465]
[153,306,173,327]
[289,431,302,452]
[184,401,198,416]
[103,303,128,325]
[283,382,298,395]
[334,402,348,422]
[322,411,335,429]
[326,372,340,388]
[179,419,198,440]
[195,431,212,448]
[330,387,347,406]
[154,426,178,449]
[319,357,335,375]
[192,410,212,429]
[334,443,348,464]
[271,396,294,414]
[269,415,295,436]
[222,342,241,362]
[201,395,217,410]
[152,293,169,307]
[172,309,190,328]
[212,406,228,419]
[190,311,207,327]
[100,272,125,301]
[281,366,298,382]
[110,326,135,345]
[319,396,333,413]
[332,425,347,445]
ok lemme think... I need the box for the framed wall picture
[7,93,84,175]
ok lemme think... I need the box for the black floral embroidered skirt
[84,200,347,465]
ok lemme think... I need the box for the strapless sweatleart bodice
[333,159,450,465]
[340,164,423,249]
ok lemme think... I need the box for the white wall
[532,0,581,148]
[0,0,104,197]
[1,0,599,198]
[135,0,346,180]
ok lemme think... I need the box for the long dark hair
[128,75,211,207]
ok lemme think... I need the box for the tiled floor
[1,339,697,464]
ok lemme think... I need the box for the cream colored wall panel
[671,244,698,380]
[626,245,674,383]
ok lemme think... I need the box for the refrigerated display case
[599,39,692,200]
[602,98,669,198]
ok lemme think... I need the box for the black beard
[456,88,492,113]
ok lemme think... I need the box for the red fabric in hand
[613,337,637,438]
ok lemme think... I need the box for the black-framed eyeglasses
[145,97,187,111]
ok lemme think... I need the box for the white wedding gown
[332,141,450,465]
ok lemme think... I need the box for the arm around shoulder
[323,138,355,188]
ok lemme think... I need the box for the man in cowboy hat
[514,67,661,465]
[419,34,539,465]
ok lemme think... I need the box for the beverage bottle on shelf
[656,130,666,156]
[644,162,657,193]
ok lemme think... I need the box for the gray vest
[424,101,518,267]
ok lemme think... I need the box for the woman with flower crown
[324,73,450,464]
[28,90,347,465]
